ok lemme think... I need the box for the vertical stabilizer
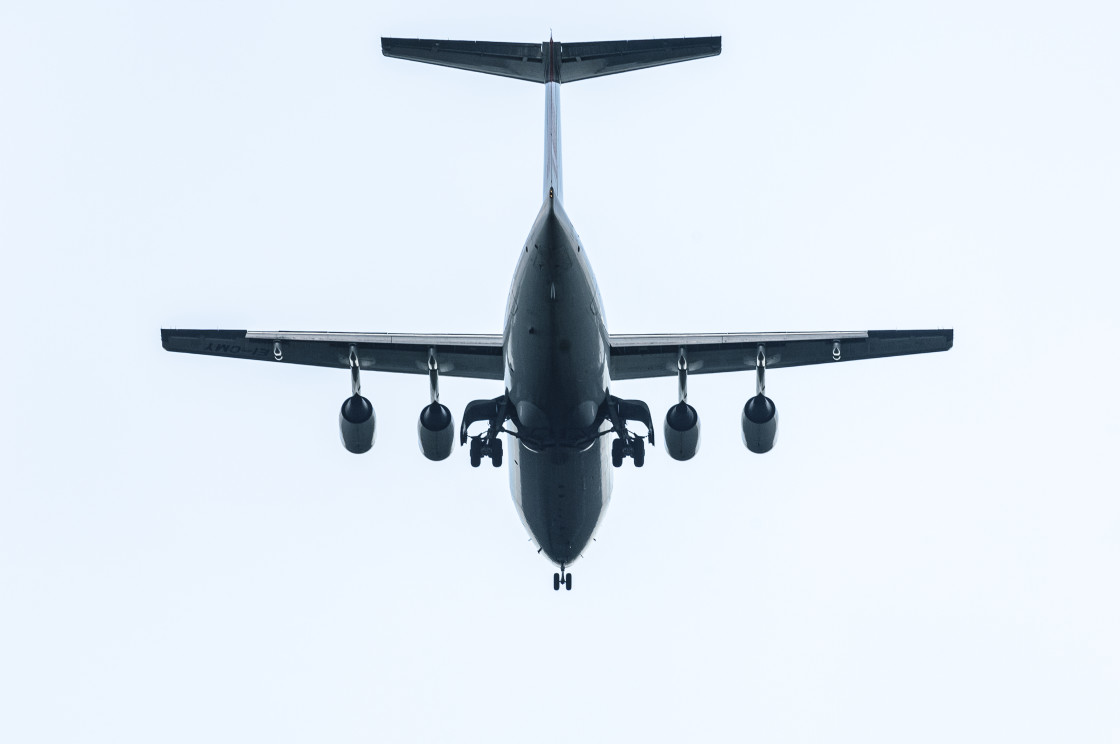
[544,38,562,202]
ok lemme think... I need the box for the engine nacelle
[663,402,701,461]
[339,394,376,454]
[417,402,456,461]
[741,394,778,454]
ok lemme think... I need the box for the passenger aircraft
[162,36,953,590]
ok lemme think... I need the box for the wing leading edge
[608,329,953,380]
[161,329,505,380]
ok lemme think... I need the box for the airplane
[162,36,953,591]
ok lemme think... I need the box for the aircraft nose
[539,535,582,567]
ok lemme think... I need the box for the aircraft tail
[382,36,721,204]
[380,36,721,84]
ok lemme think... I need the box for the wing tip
[161,328,249,352]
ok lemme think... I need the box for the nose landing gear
[553,567,573,591]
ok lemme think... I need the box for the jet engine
[741,394,778,454]
[339,394,376,454]
[663,402,701,461]
[417,402,456,461]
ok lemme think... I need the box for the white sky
[1,1,1118,742]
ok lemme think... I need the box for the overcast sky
[1,1,1118,742]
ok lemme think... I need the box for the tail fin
[381,36,721,83]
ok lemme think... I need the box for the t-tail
[381,36,721,203]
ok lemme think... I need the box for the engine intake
[418,402,456,461]
[663,402,701,461]
[339,394,376,454]
[741,394,777,454]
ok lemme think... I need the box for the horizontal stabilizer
[382,38,546,83]
[559,37,721,83]
[381,36,721,83]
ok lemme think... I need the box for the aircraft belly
[510,435,613,567]
[503,197,613,567]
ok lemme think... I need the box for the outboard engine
[339,394,376,454]
[741,394,777,454]
[663,402,701,461]
[417,402,456,461]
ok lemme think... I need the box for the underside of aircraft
[162,35,953,590]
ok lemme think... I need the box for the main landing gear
[461,395,512,468]
[553,567,572,591]
[602,396,654,468]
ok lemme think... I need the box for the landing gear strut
[553,567,572,591]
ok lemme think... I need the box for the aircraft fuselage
[504,196,612,567]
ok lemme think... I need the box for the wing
[161,329,505,380]
[608,329,953,380]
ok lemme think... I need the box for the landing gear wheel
[564,572,572,591]
[553,573,561,591]
[612,436,648,467]
[470,437,504,467]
